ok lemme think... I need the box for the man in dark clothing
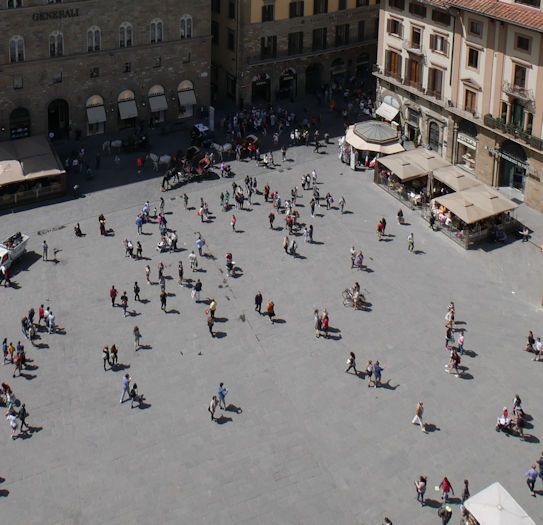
[255,291,263,313]
[134,282,140,302]
[18,404,29,432]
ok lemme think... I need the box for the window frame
[312,27,327,51]
[49,31,63,57]
[150,19,164,44]
[313,0,328,15]
[180,15,192,39]
[464,89,477,113]
[515,34,531,53]
[87,26,101,52]
[288,31,304,55]
[469,20,482,37]
[513,63,527,88]
[262,4,275,22]
[9,35,25,63]
[466,47,479,70]
[289,1,304,18]
[119,22,133,48]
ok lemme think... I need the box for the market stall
[462,482,535,525]
[339,120,403,170]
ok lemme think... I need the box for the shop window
[180,15,192,39]
[289,1,304,18]
[119,22,133,48]
[262,4,274,21]
[467,47,479,69]
[312,28,327,51]
[428,122,440,152]
[150,19,163,44]
[9,36,24,63]
[288,32,303,55]
[87,26,101,52]
[49,31,63,57]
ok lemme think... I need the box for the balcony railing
[402,39,423,55]
[426,88,442,100]
[502,81,535,102]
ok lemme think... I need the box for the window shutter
[387,18,392,33]
[429,34,435,51]
[444,39,449,56]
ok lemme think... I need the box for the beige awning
[177,89,197,106]
[378,157,427,181]
[376,102,399,121]
[402,149,450,172]
[86,105,107,124]
[345,126,404,155]
[464,482,535,525]
[149,95,168,113]
[118,100,138,120]
[432,165,482,192]
[433,185,518,224]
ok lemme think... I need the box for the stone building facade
[0,0,211,140]
[375,0,543,212]
[211,0,380,107]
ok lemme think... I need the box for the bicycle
[342,288,366,309]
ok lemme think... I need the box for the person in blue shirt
[217,383,228,410]
[371,361,385,388]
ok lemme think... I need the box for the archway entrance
[499,140,528,191]
[251,73,270,103]
[48,99,69,139]
[306,63,323,94]
[278,68,297,100]
[9,107,31,140]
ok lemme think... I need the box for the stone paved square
[1,134,543,525]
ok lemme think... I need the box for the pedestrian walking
[193,279,202,302]
[110,285,118,307]
[209,395,219,421]
[267,300,275,323]
[178,261,184,285]
[145,265,151,284]
[231,214,237,232]
[438,505,452,524]
[217,383,228,409]
[130,383,144,409]
[408,232,414,252]
[365,360,374,386]
[283,235,289,253]
[209,298,217,318]
[6,410,18,439]
[120,374,131,403]
[110,344,118,367]
[133,326,141,351]
[439,477,454,501]
[189,251,198,272]
[157,261,164,281]
[309,224,314,243]
[255,291,263,313]
[160,291,167,311]
[18,403,29,433]
[269,212,275,229]
[281,145,287,162]
[120,291,128,317]
[2,338,8,365]
[345,352,357,374]
[370,360,385,387]
[103,345,110,371]
[38,305,44,325]
[47,311,55,334]
[183,193,189,209]
[42,240,48,261]
[207,314,215,337]
[136,216,143,235]
[457,329,465,355]
[461,479,470,503]
[339,196,346,214]
[526,464,538,496]
[196,235,204,256]
[414,476,427,506]
[412,401,428,433]
[376,221,384,240]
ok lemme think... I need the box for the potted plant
[495,118,505,131]
[484,114,495,128]
[505,122,517,135]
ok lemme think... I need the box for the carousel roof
[353,121,398,144]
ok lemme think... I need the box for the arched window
[150,19,163,44]
[180,15,192,39]
[119,22,133,48]
[49,31,63,57]
[9,36,24,63]
[7,0,23,8]
[87,26,101,52]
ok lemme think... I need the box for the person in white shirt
[533,337,542,361]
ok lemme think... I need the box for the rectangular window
[260,35,277,59]
[289,1,304,17]
[387,18,403,38]
[516,35,530,52]
[226,73,236,98]
[514,64,527,88]
[464,89,476,112]
[53,72,62,83]
[338,0,346,9]
[13,77,23,89]
[154,57,161,68]
[389,0,405,9]
[336,24,349,46]
[384,49,401,80]
[427,68,443,99]
[356,0,369,6]
[228,0,235,19]
[469,21,482,36]
[409,2,427,17]
[212,0,220,13]
[411,27,421,49]
[312,27,327,50]
[429,33,448,54]
[124,62,131,73]
[227,29,235,51]
[211,21,219,45]
[262,4,274,22]
[515,0,540,6]
[500,101,508,121]
[288,31,304,55]
[406,58,422,89]
[358,20,365,41]
[432,9,450,26]
[314,0,328,14]
[90,67,99,78]
[467,47,479,69]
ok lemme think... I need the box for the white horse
[146,153,172,172]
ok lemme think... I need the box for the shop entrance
[251,74,270,103]
[48,99,69,139]
[499,140,527,192]
[305,63,323,94]
[9,107,31,140]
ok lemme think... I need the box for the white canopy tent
[464,482,535,525]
